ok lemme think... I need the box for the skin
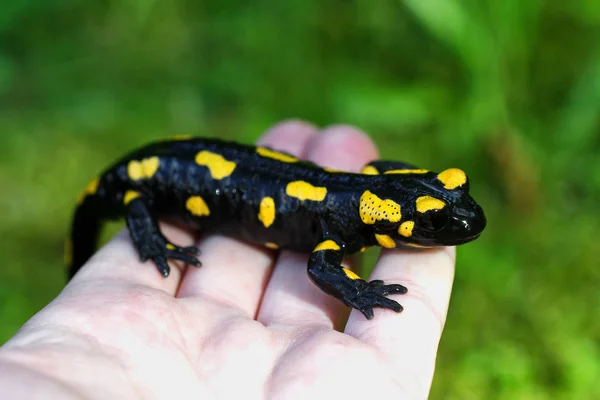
[0,121,455,399]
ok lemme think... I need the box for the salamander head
[359,168,486,248]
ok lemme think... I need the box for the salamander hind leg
[125,192,201,277]
[307,224,407,319]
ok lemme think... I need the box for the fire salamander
[67,137,486,319]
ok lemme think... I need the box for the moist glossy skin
[67,137,486,319]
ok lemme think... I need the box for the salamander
[66,136,486,319]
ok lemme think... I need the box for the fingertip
[344,247,456,394]
[349,247,455,332]
[305,125,379,172]
[257,119,319,155]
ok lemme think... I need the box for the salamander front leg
[125,193,201,277]
[307,235,407,319]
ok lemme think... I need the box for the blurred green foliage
[0,0,599,398]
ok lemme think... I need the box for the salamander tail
[67,200,103,279]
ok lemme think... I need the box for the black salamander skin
[67,137,486,319]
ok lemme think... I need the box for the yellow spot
[437,168,467,189]
[265,242,279,249]
[416,196,446,213]
[323,167,343,173]
[399,221,415,237]
[359,190,402,224]
[360,246,371,252]
[384,169,429,174]
[195,151,237,179]
[127,157,160,181]
[77,177,100,204]
[286,181,327,202]
[64,238,72,266]
[123,190,141,205]
[313,240,341,252]
[166,243,176,250]
[186,196,210,217]
[375,234,396,248]
[258,197,276,228]
[361,165,379,175]
[343,268,361,280]
[256,147,298,163]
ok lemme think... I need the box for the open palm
[0,122,455,400]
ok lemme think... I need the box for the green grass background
[1,1,599,398]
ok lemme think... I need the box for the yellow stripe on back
[361,165,379,175]
[256,147,298,163]
[383,169,429,174]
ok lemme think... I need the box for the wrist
[0,328,132,399]
[0,348,83,399]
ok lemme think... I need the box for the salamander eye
[417,208,450,231]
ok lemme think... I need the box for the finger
[257,119,320,152]
[257,125,379,329]
[176,120,319,318]
[70,222,196,295]
[344,247,455,397]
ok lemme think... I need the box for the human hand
[0,122,455,399]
